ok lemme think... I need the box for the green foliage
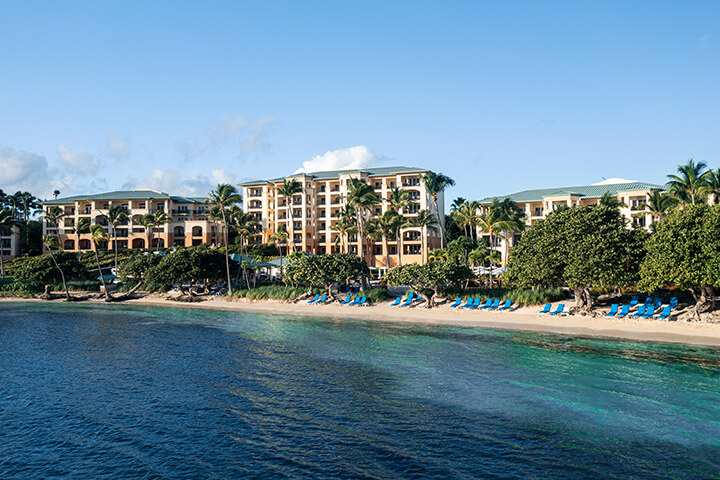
[117,251,164,287]
[639,204,720,294]
[362,286,389,303]
[283,253,369,290]
[245,243,280,257]
[233,284,322,300]
[442,287,566,306]
[385,260,474,306]
[148,246,226,290]
[13,253,91,292]
[18,220,42,256]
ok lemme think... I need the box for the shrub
[233,284,322,300]
[13,253,91,293]
[442,287,566,306]
[363,286,389,303]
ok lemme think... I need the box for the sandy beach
[4,295,720,346]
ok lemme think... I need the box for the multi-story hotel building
[40,190,217,252]
[477,179,664,265]
[0,225,20,260]
[239,166,443,267]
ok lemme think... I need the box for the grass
[442,287,566,306]
[233,284,323,300]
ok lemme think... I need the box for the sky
[1,1,719,208]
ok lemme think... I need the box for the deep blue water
[1,302,720,479]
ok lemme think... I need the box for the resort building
[0,225,20,260]
[477,179,664,265]
[239,166,443,268]
[40,190,216,252]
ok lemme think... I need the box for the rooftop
[238,166,430,186]
[41,189,208,205]
[478,181,665,204]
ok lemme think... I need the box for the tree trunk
[95,249,112,301]
[112,226,119,273]
[221,209,233,297]
[689,288,703,321]
[48,249,71,301]
[704,285,716,312]
[383,236,390,269]
[0,252,4,278]
[433,197,445,248]
[288,208,295,252]
[397,227,403,267]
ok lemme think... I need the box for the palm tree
[666,159,710,205]
[207,184,242,297]
[53,190,61,200]
[275,179,303,252]
[73,217,91,253]
[476,199,518,270]
[330,206,357,254]
[451,200,480,238]
[705,168,720,205]
[0,208,14,278]
[153,210,170,251]
[269,225,289,279]
[372,210,401,268]
[90,224,112,301]
[230,206,259,288]
[139,213,156,250]
[634,190,678,223]
[43,234,71,300]
[387,187,412,266]
[102,205,128,272]
[408,209,439,264]
[450,197,467,212]
[598,192,627,209]
[346,178,380,261]
[420,172,455,248]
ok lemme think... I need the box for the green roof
[41,190,208,205]
[239,166,430,186]
[478,182,665,204]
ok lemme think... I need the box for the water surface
[1,302,719,479]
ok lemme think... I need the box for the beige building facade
[239,166,443,268]
[0,225,20,260]
[477,180,664,265]
[41,190,218,253]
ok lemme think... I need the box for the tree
[0,208,13,278]
[275,179,303,252]
[13,251,88,293]
[666,159,710,205]
[283,253,369,298]
[73,217,91,254]
[346,178,380,262]
[140,213,156,250]
[229,206,259,288]
[90,224,112,301]
[387,187,412,266]
[372,210,402,268]
[635,189,678,223]
[420,172,455,247]
[385,261,474,308]
[475,199,517,273]
[407,209,439,264]
[147,246,226,293]
[330,206,357,254]
[53,190,60,200]
[117,251,164,292]
[639,204,720,320]
[450,197,467,212]
[102,204,128,272]
[450,200,480,238]
[207,184,241,296]
[446,236,476,264]
[598,192,627,209]
[42,234,71,300]
[706,168,720,205]
[505,205,646,312]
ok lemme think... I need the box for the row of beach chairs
[448,297,512,311]
[606,296,678,319]
[539,303,567,315]
[307,293,369,306]
[389,292,424,307]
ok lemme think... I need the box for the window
[294,222,302,230]
[403,177,420,186]
[389,246,397,254]
[534,207,543,217]
[374,181,382,189]
[374,246,383,255]
[405,244,421,255]
[389,181,396,188]
[320,222,326,230]
[138,202,146,209]
[375,207,381,215]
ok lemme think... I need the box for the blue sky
[1,1,718,206]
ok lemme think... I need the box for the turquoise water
[1,301,719,479]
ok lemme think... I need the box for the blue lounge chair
[629,296,639,307]
[669,297,678,309]
[644,297,653,306]
[539,303,551,314]
[340,295,352,305]
[307,294,320,304]
[448,297,462,308]
[631,305,646,318]
[497,299,512,311]
[642,306,655,318]
[399,292,415,307]
[606,304,619,317]
[465,298,483,309]
[549,304,565,315]
[315,294,327,304]
[356,296,368,307]
[477,299,494,310]
[654,298,662,308]
[348,295,361,306]
[458,297,474,309]
[389,296,402,307]
[656,306,672,319]
[487,299,501,310]
[616,305,631,318]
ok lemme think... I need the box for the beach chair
[654,298,662,308]
[389,296,402,307]
[669,297,678,309]
[644,297,653,306]
[307,294,320,304]
[314,294,327,305]
[616,304,631,318]
[549,304,565,316]
[629,295,639,307]
[339,295,352,305]
[448,297,463,308]
[497,299,512,311]
[476,299,493,310]
[487,299,501,310]
[606,304,619,317]
[348,295,361,306]
[642,306,655,318]
[631,305,646,318]
[539,303,551,314]
[656,306,672,320]
[465,298,483,309]
[458,297,474,309]
[398,292,415,307]
[356,296,368,307]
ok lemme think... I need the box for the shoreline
[4,295,720,346]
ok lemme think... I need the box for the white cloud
[206,114,250,142]
[122,168,237,197]
[57,144,98,175]
[106,131,132,159]
[294,145,377,174]
[0,145,61,196]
